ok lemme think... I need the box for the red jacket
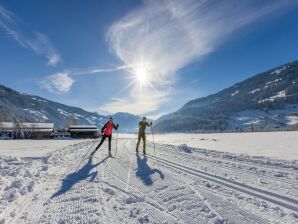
[101,121,118,136]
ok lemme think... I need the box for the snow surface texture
[0,136,298,223]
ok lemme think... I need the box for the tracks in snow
[171,150,298,186]
[37,141,108,223]
[126,140,298,213]
[3,139,297,223]
[105,141,221,224]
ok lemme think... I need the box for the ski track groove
[105,171,179,223]
[125,156,133,191]
[149,144,298,201]
[157,146,298,186]
[194,187,270,224]
[149,152,298,213]
[155,147,297,204]
[106,169,187,223]
[125,140,280,223]
[183,154,297,186]
[101,141,179,223]
[168,143,297,173]
[122,143,221,224]
[3,139,297,223]
[36,141,105,224]
[126,140,298,214]
[94,148,114,223]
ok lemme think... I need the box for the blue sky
[1,0,298,119]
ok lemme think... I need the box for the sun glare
[133,64,150,86]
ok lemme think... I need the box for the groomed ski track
[125,142,298,213]
[1,138,297,223]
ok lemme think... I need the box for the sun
[133,64,150,86]
[135,66,148,83]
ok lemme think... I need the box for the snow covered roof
[69,129,99,132]
[69,125,97,129]
[69,125,98,132]
[1,122,54,131]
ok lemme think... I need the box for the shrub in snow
[178,144,192,153]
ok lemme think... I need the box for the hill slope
[155,60,298,132]
[0,84,140,131]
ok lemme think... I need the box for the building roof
[1,122,54,131]
[69,129,99,132]
[69,125,97,129]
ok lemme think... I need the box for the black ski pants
[94,134,112,152]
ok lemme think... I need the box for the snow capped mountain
[155,60,298,132]
[112,112,141,132]
[0,84,139,131]
[226,104,298,131]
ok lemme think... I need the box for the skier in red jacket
[90,116,119,157]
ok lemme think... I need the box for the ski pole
[115,130,118,157]
[75,140,97,172]
[151,125,160,170]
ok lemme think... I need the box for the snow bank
[0,140,94,223]
[0,139,89,158]
[0,155,44,216]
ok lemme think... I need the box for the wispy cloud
[100,0,296,115]
[70,65,129,76]
[0,5,61,66]
[40,72,74,94]
[40,65,127,94]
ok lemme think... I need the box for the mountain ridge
[155,60,298,132]
[0,84,140,132]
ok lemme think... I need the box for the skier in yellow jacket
[136,117,152,154]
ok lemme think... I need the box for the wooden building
[0,122,54,139]
[52,129,71,138]
[68,125,99,138]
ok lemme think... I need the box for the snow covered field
[0,133,298,223]
[0,139,89,158]
[121,131,298,160]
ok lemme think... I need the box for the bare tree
[29,123,37,139]
[65,116,78,129]
[64,116,78,129]
[13,118,23,139]
[0,111,5,135]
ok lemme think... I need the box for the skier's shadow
[136,154,164,186]
[51,156,109,198]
